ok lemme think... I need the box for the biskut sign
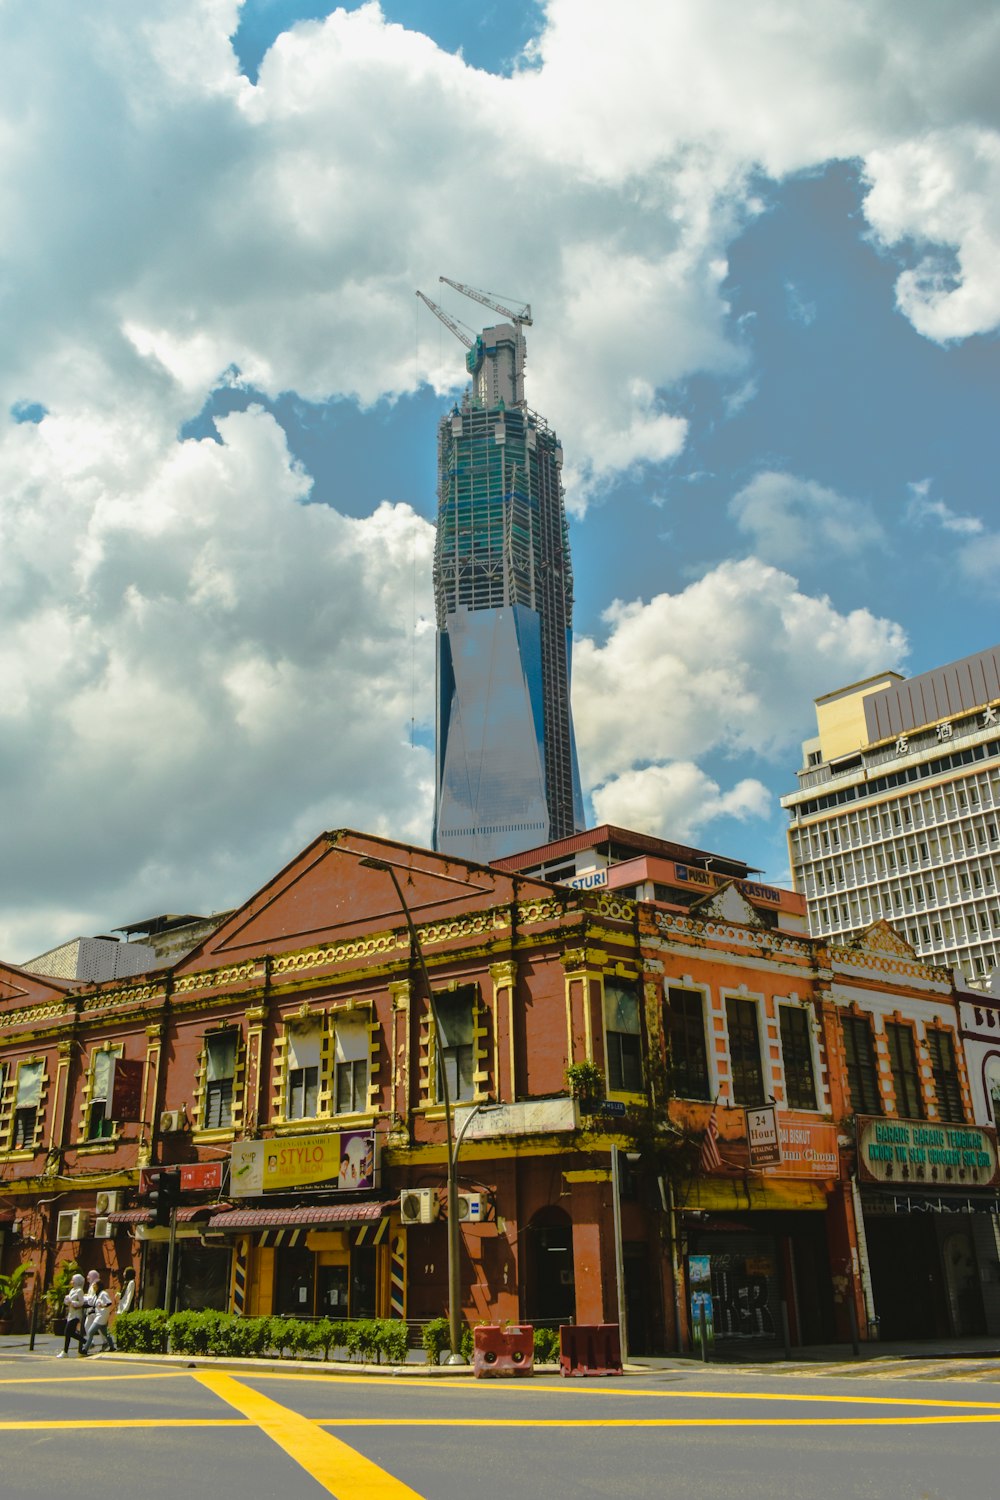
[856,1115,1000,1189]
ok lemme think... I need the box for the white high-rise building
[782,645,1000,984]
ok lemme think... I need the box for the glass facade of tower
[433,323,584,865]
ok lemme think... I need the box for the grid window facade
[885,1022,923,1118]
[726,997,765,1107]
[665,987,710,1101]
[841,1014,882,1116]
[779,1005,817,1112]
[927,1029,964,1123]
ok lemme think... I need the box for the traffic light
[145,1167,181,1228]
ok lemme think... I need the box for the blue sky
[1,1,998,954]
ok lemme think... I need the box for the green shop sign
[856,1115,1000,1189]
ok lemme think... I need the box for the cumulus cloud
[729,471,885,568]
[591,763,770,844]
[0,404,435,958]
[0,0,992,949]
[573,558,907,790]
[863,130,1000,342]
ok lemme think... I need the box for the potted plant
[0,1260,32,1335]
[44,1258,80,1334]
[566,1060,605,1113]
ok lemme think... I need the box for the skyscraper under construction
[420,279,585,866]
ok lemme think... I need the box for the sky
[2,0,999,960]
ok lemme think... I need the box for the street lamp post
[359,855,465,1363]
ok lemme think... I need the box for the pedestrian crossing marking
[194,1371,427,1500]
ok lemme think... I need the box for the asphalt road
[1,1351,998,1500]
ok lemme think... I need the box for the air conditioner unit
[159,1108,187,1134]
[457,1192,484,1223]
[399,1188,439,1225]
[93,1217,115,1240]
[55,1210,90,1241]
[95,1190,121,1217]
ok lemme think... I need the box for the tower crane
[415,289,474,349]
[439,277,532,328]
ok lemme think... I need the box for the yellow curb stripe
[194,1371,427,1500]
[0,1372,194,1386]
[316,1415,1000,1428]
[0,1420,250,1430]
[240,1371,1000,1411]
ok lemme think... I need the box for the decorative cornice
[596,893,635,922]
[651,910,813,960]
[0,1001,71,1031]
[174,960,260,995]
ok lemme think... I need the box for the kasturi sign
[856,1115,1000,1189]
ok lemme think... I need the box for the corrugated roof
[207,1201,392,1232]
[106,1206,219,1225]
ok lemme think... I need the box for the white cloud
[863,130,1000,342]
[574,558,907,788]
[0,404,436,959]
[0,0,993,951]
[591,763,770,844]
[729,471,885,568]
[905,479,984,537]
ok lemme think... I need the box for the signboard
[454,1099,578,1140]
[746,1105,781,1167]
[179,1161,223,1193]
[108,1058,144,1122]
[856,1115,1000,1189]
[563,868,608,892]
[769,1119,840,1180]
[688,1253,715,1354]
[579,1098,627,1117]
[229,1130,376,1198]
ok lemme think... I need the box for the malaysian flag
[700,1101,722,1173]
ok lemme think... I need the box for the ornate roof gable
[848,920,917,961]
[690,881,764,929]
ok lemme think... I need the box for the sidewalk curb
[88,1351,649,1378]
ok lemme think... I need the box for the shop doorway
[623,1243,653,1355]
[941,1229,986,1336]
[864,1215,948,1339]
[525,1207,574,1324]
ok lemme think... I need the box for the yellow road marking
[195,1372,427,1500]
[0,1371,193,1386]
[315,1415,1000,1428]
[241,1371,1000,1411]
[0,1420,250,1430]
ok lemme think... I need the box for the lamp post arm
[377,862,462,1360]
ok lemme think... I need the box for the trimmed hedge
[114,1309,413,1363]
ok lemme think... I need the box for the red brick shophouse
[1,827,997,1353]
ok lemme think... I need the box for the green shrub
[168,1310,225,1355]
[114,1309,169,1354]
[460,1325,474,1362]
[376,1319,409,1365]
[219,1316,271,1358]
[421,1315,450,1365]
[533,1326,561,1363]
[264,1316,309,1359]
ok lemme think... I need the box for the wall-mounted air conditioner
[399,1188,438,1225]
[95,1190,120,1216]
[159,1108,187,1134]
[55,1210,90,1241]
[457,1192,484,1222]
[92,1217,115,1240]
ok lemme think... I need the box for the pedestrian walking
[57,1273,87,1358]
[116,1268,136,1318]
[82,1272,116,1354]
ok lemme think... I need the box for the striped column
[232,1236,249,1316]
[389,1233,406,1319]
